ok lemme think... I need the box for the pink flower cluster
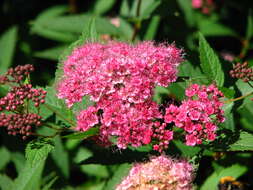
[116,155,194,190]
[165,84,225,146]
[57,41,183,149]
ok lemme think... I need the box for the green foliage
[51,136,69,178]
[200,164,247,190]
[63,127,99,139]
[0,174,14,190]
[199,33,224,86]
[103,163,132,190]
[0,147,11,170]
[0,26,18,74]
[229,131,253,151]
[25,138,54,167]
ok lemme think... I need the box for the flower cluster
[192,0,214,14]
[230,62,253,82]
[0,84,46,111]
[0,64,46,138]
[116,155,194,190]
[0,113,42,140]
[0,64,34,84]
[164,84,225,146]
[58,41,183,148]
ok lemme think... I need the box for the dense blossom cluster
[0,113,42,139]
[116,155,194,190]
[230,62,253,82]
[58,41,183,148]
[165,84,225,146]
[0,64,46,138]
[0,64,34,84]
[0,84,46,111]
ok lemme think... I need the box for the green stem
[44,103,76,126]
[224,91,253,104]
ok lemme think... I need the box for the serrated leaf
[0,174,14,190]
[199,33,224,86]
[103,163,132,190]
[0,26,18,74]
[63,127,99,139]
[200,164,247,190]
[0,147,11,170]
[94,0,116,15]
[51,136,69,178]
[25,138,54,167]
[229,131,253,151]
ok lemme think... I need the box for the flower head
[116,155,194,190]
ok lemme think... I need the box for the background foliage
[1,0,253,189]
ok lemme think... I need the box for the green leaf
[25,138,54,167]
[12,159,45,190]
[120,0,130,17]
[130,0,160,19]
[11,152,26,174]
[177,0,195,27]
[144,15,160,40]
[0,147,11,170]
[43,86,74,125]
[51,136,69,178]
[220,102,235,131]
[172,140,201,157]
[41,176,58,190]
[0,174,14,190]
[63,127,99,139]
[200,164,247,190]
[94,0,116,15]
[34,45,67,60]
[0,26,18,74]
[229,131,253,151]
[199,33,224,86]
[81,164,109,178]
[81,17,98,42]
[246,11,253,40]
[140,0,161,19]
[197,16,237,37]
[103,163,132,190]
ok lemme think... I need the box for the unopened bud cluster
[0,64,46,138]
[0,113,42,140]
[230,62,253,82]
[0,64,34,84]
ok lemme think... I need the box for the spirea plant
[1,0,253,190]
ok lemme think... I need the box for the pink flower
[192,0,202,9]
[164,84,225,146]
[76,106,99,131]
[57,41,183,149]
[116,155,194,190]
